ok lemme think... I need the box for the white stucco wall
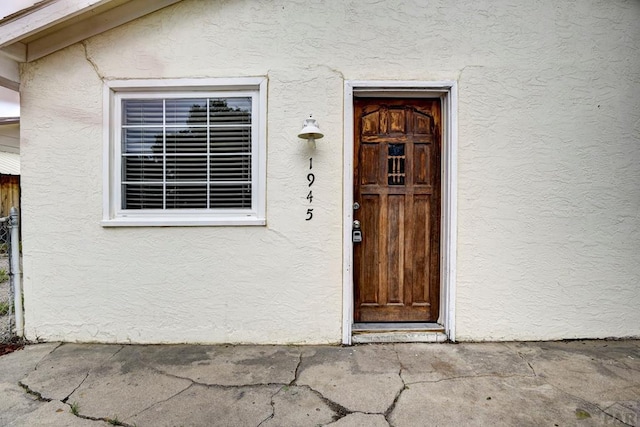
[19,0,640,343]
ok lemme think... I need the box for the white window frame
[102,77,267,227]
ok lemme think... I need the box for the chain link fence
[0,209,20,344]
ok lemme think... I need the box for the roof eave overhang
[0,0,182,90]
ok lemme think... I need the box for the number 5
[305,208,313,221]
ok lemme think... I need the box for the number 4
[306,190,313,202]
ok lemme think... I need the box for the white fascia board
[0,52,19,90]
[0,0,114,47]
[0,0,184,62]
[26,0,183,61]
[0,43,26,62]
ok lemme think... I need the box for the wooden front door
[353,98,441,322]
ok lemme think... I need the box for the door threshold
[352,323,447,343]
[353,322,445,332]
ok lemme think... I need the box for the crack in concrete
[298,384,351,423]
[106,345,125,361]
[14,342,638,426]
[324,412,393,427]
[18,381,51,402]
[16,345,137,425]
[61,371,90,403]
[384,345,408,426]
[146,363,351,427]
[405,372,535,386]
[150,364,290,389]
[255,353,306,425]
[128,382,195,422]
[290,352,303,386]
[20,378,133,426]
[82,41,105,81]
[67,408,136,427]
[256,385,284,427]
[602,402,640,427]
[33,342,64,371]
[516,351,537,376]
[601,412,636,427]
[62,345,124,403]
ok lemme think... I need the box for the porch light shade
[298,115,324,141]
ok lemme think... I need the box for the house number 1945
[306,157,314,220]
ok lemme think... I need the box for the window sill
[101,217,266,227]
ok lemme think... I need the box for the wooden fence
[0,175,19,218]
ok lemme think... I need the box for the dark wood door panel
[354,98,441,323]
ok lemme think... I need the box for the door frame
[342,80,458,344]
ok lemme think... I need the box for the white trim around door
[342,80,458,344]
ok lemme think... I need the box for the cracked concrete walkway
[0,340,639,426]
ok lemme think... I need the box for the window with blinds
[121,97,253,210]
[104,78,266,226]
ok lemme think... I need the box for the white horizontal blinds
[208,98,252,208]
[121,99,164,209]
[121,96,252,210]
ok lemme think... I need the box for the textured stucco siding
[19,0,640,343]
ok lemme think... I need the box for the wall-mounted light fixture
[297,115,324,148]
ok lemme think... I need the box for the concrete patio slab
[0,340,638,426]
[507,341,640,400]
[143,344,301,386]
[262,385,339,426]
[20,344,122,401]
[388,374,628,427]
[127,383,280,427]
[395,342,533,384]
[7,400,111,427]
[66,364,192,420]
[297,345,404,414]
[0,382,45,426]
[0,343,60,384]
